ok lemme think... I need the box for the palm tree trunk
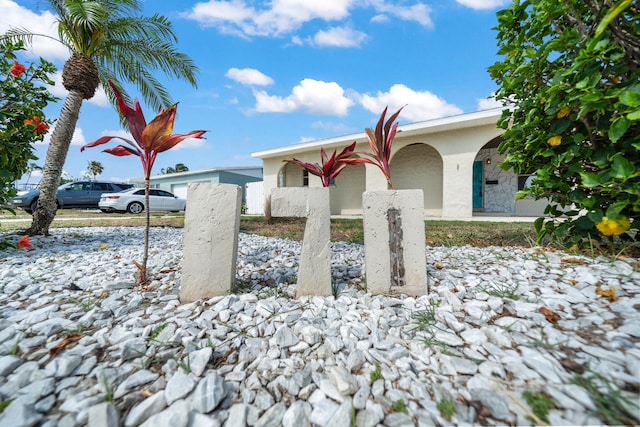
[27,91,84,235]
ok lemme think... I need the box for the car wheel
[30,200,38,213]
[127,202,144,214]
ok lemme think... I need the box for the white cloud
[357,84,463,122]
[253,78,354,115]
[455,0,510,10]
[311,120,353,134]
[183,0,352,36]
[0,0,69,60]
[311,26,367,48]
[370,2,433,28]
[477,94,503,110]
[182,0,433,38]
[173,137,209,150]
[37,127,86,146]
[225,67,274,86]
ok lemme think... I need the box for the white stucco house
[252,108,547,218]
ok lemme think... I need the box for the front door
[473,161,483,209]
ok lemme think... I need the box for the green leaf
[595,0,632,37]
[574,215,594,230]
[626,109,640,121]
[619,85,640,107]
[580,172,601,187]
[610,154,635,179]
[606,200,628,218]
[608,116,631,142]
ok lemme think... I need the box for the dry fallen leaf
[539,307,560,323]
[562,257,587,265]
[49,334,82,356]
[435,263,444,270]
[568,279,578,286]
[595,286,618,303]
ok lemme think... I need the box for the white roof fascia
[148,166,263,181]
[251,108,505,160]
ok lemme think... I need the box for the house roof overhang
[251,108,505,160]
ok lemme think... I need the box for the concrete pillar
[271,187,331,297]
[362,190,427,296]
[180,183,242,302]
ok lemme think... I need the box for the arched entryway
[390,143,443,216]
[277,162,307,187]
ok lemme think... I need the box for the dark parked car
[12,181,134,214]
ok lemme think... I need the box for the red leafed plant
[341,106,404,189]
[284,142,357,187]
[81,80,206,285]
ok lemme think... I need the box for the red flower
[10,61,26,77]
[17,236,32,250]
[81,81,207,179]
[24,116,50,134]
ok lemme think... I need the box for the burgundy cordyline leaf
[340,106,404,188]
[104,146,138,156]
[108,80,146,147]
[81,81,206,179]
[284,141,359,187]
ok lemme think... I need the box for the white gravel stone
[0,226,637,427]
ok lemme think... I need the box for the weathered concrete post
[180,183,242,302]
[271,187,331,297]
[362,189,427,296]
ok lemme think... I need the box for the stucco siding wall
[390,144,443,215]
[330,164,365,215]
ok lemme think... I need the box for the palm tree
[174,163,189,173]
[3,0,198,235]
[87,160,103,180]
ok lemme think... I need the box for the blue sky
[3,0,507,184]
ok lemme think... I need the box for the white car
[99,188,186,214]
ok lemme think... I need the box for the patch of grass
[9,333,22,356]
[411,299,439,329]
[437,397,456,421]
[390,399,409,415]
[0,398,14,414]
[369,362,383,384]
[522,390,554,424]
[101,372,113,403]
[150,323,168,340]
[240,217,538,247]
[571,371,640,426]
[65,296,100,312]
[486,282,522,300]
[177,355,191,374]
[410,299,452,349]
